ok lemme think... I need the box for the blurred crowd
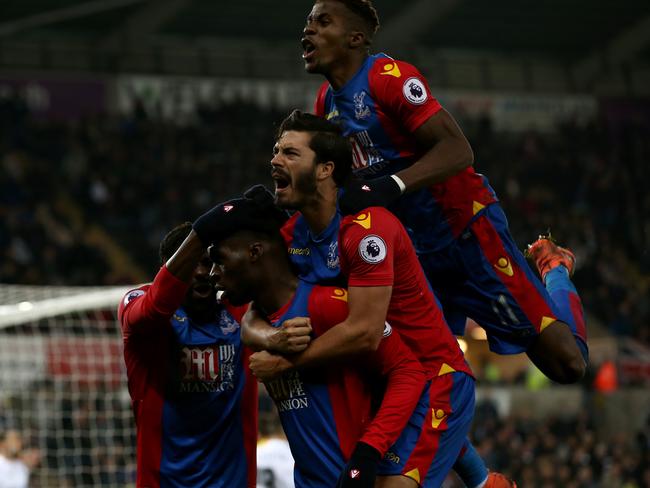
[445,399,650,488]
[1,93,648,344]
[1,379,135,487]
[4,387,647,488]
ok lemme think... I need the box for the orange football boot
[484,471,517,487]
[525,233,575,280]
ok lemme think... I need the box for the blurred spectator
[0,429,40,488]
[257,411,295,488]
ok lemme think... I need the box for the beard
[291,169,318,207]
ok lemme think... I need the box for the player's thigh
[446,206,561,354]
[375,474,419,488]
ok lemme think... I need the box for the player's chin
[302,54,320,73]
[274,188,293,208]
[191,287,215,301]
[304,60,322,74]
[304,60,316,73]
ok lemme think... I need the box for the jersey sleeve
[313,81,331,117]
[307,286,351,335]
[359,327,427,456]
[118,265,189,340]
[340,208,400,287]
[369,58,442,133]
[280,212,299,247]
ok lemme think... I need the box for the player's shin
[453,440,488,488]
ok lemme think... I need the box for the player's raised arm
[370,60,474,192]
[119,227,206,337]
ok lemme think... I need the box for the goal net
[0,284,136,488]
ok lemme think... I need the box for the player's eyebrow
[273,143,299,155]
[306,12,330,24]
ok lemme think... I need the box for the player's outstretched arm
[395,108,473,192]
[241,306,312,354]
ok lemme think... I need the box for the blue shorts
[378,372,475,487]
[419,204,562,354]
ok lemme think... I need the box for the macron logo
[361,185,371,192]
[223,205,234,212]
[350,469,360,479]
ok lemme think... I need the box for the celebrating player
[302,0,587,384]
[196,193,428,487]
[118,223,257,487]
[240,111,476,487]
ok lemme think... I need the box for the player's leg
[524,235,588,382]
[428,204,587,382]
[417,372,475,487]
[376,373,475,488]
[416,259,503,488]
[453,439,489,487]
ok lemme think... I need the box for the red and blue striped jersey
[118,266,257,488]
[266,280,426,487]
[314,53,498,252]
[281,207,472,380]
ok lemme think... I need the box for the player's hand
[338,175,402,215]
[336,442,381,488]
[270,317,312,354]
[249,351,292,381]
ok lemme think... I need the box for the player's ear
[316,160,335,181]
[248,242,264,262]
[348,30,365,49]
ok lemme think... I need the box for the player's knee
[565,354,587,383]
[528,324,586,384]
[555,354,586,384]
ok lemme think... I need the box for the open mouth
[272,171,291,193]
[193,282,214,296]
[301,38,316,60]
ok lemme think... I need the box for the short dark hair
[332,0,380,42]
[277,110,353,187]
[159,222,193,264]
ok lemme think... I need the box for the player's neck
[255,270,298,316]
[326,51,368,90]
[299,185,338,235]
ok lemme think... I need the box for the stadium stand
[1,93,647,345]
